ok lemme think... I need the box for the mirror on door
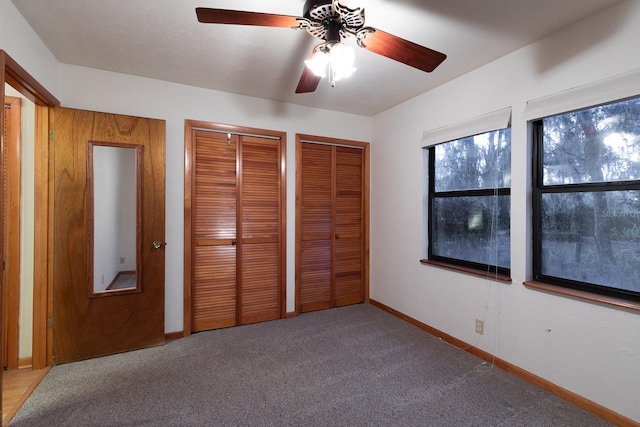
[88,142,142,295]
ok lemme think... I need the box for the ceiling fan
[196,0,447,93]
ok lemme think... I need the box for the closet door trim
[298,139,366,150]
[191,127,281,140]
[184,120,286,336]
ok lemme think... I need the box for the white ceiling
[11,0,623,116]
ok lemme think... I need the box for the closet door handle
[231,240,237,246]
[335,234,340,240]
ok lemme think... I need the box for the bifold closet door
[239,136,281,324]
[298,142,365,312]
[192,131,238,331]
[191,130,282,332]
[334,146,365,306]
[299,144,333,311]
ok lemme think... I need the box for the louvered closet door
[239,136,281,324]
[191,129,282,331]
[192,131,238,331]
[299,143,333,312]
[298,142,365,312]
[334,147,364,306]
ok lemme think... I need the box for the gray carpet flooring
[11,304,612,426]
[107,272,136,290]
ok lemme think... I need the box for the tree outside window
[427,128,511,275]
[533,96,640,300]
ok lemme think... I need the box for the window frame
[425,132,512,278]
[531,115,640,303]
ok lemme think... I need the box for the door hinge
[49,129,55,141]
[47,316,54,329]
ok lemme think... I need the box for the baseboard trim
[369,299,638,427]
[165,331,184,341]
[18,357,32,369]
[284,311,298,319]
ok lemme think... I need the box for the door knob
[152,240,164,249]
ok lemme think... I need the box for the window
[426,128,511,276]
[532,96,640,301]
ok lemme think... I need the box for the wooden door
[334,146,365,306]
[187,122,285,333]
[297,136,369,313]
[298,143,333,311]
[239,136,282,324]
[192,130,238,331]
[52,107,165,364]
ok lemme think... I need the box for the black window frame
[426,135,511,278]
[532,118,640,302]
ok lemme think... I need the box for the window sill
[523,280,640,313]
[420,259,512,283]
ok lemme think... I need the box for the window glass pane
[542,97,640,185]
[432,195,510,268]
[540,190,640,293]
[435,128,511,192]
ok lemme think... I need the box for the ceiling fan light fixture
[328,42,356,81]
[305,49,329,78]
[305,42,356,82]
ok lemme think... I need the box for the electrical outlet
[120,257,125,264]
[475,319,484,335]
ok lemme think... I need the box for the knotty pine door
[296,135,369,313]
[186,123,285,333]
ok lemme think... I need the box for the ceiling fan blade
[295,65,322,94]
[357,28,446,73]
[196,8,303,28]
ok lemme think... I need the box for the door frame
[3,95,21,370]
[0,50,60,372]
[295,133,370,315]
[183,120,287,336]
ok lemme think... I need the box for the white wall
[371,0,640,422]
[117,148,137,272]
[57,64,372,334]
[0,0,60,97]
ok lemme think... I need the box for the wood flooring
[2,368,50,426]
